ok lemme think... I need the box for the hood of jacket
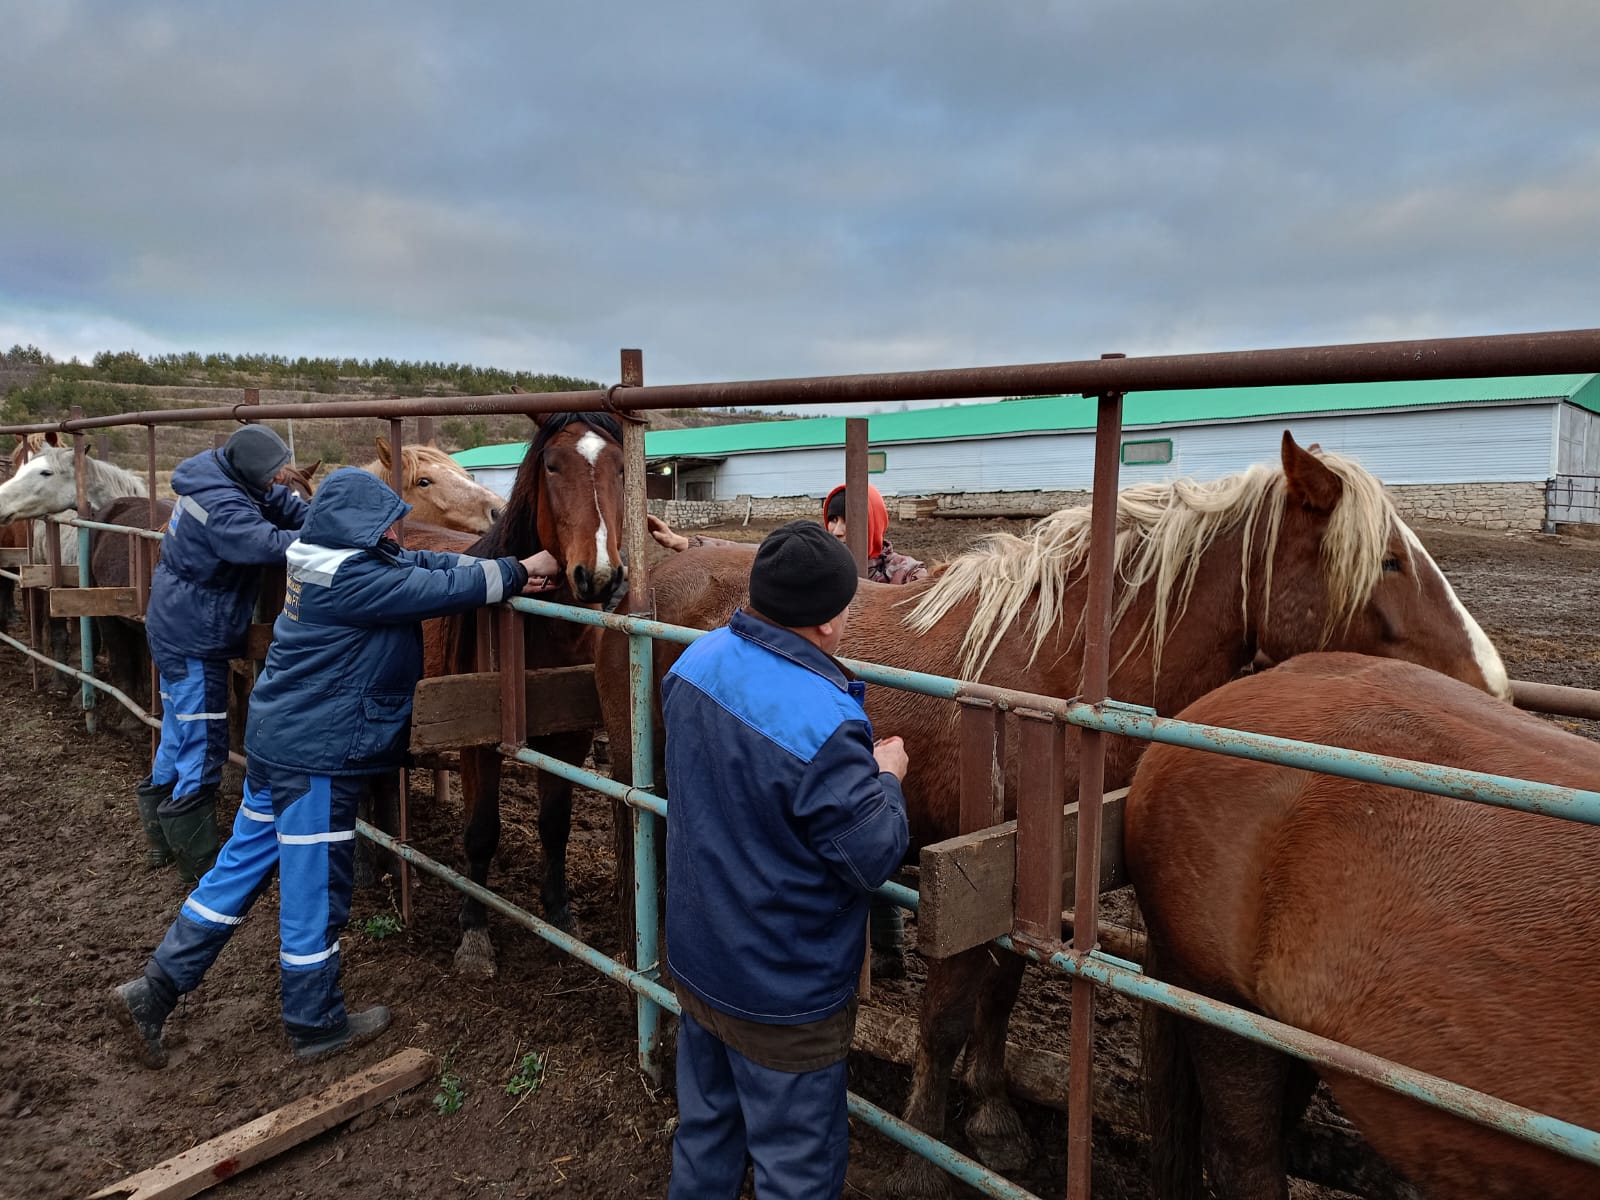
[170,449,252,499]
[299,467,412,549]
[823,483,889,559]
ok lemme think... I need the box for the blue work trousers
[148,764,366,1036]
[149,655,231,810]
[669,1012,850,1200]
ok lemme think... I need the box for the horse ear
[1281,431,1342,514]
[374,436,391,468]
[529,411,548,429]
[44,431,60,447]
[304,460,322,482]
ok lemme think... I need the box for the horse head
[481,412,625,606]
[0,446,79,523]
[274,459,321,501]
[369,437,501,534]
[1255,431,1510,699]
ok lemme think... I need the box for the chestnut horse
[405,412,626,976]
[362,437,502,534]
[1127,653,1599,1200]
[597,432,1510,1197]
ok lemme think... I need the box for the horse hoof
[883,1155,951,1200]
[453,929,497,978]
[545,905,581,938]
[964,1099,1032,1172]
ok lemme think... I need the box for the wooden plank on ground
[917,788,1128,959]
[87,1047,435,1200]
[50,586,140,618]
[410,664,603,751]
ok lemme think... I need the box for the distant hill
[0,345,795,470]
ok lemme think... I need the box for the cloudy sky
[2,1,1596,411]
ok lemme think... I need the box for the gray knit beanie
[223,425,291,491]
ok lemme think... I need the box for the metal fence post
[70,406,96,733]
[1066,361,1125,1200]
[845,418,869,574]
[620,348,664,1086]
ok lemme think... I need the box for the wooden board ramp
[87,1048,435,1200]
[917,788,1128,959]
[410,664,604,750]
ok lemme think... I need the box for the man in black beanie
[138,425,310,884]
[661,520,911,1199]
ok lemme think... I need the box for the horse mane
[473,413,623,558]
[32,447,150,498]
[905,450,1395,679]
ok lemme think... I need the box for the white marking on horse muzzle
[1398,520,1511,700]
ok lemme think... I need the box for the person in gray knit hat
[137,425,309,884]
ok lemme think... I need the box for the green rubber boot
[134,777,176,870]
[159,795,221,888]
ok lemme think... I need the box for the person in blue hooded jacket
[110,467,560,1066]
[137,424,309,885]
[662,520,911,1200]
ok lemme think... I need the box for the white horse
[0,447,150,566]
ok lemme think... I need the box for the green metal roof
[451,373,1599,468]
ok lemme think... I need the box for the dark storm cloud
[1,0,1596,407]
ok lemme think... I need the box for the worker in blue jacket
[111,467,560,1066]
[662,520,911,1200]
[138,425,309,885]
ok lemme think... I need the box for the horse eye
[417,477,431,488]
[1382,556,1402,573]
[38,470,52,477]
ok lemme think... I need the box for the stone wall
[652,481,1552,533]
[1386,482,1548,532]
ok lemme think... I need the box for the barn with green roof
[454,374,1600,531]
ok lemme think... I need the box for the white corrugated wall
[708,404,1559,499]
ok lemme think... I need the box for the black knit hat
[223,425,291,491]
[749,520,858,628]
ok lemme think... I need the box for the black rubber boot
[159,792,221,888]
[134,777,176,870]
[870,898,907,981]
[290,1005,393,1064]
[108,974,177,1068]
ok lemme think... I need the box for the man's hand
[648,514,691,553]
[873,735,909,780]
[519,550,562,594]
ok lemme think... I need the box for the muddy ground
[1,518,1596,1200]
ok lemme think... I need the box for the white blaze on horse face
[574,431,617,585]
[1398,520,1511,700]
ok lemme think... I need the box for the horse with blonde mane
[362,436,502,534]
[597,431,1510,1197]
[1128,653,1599,1200]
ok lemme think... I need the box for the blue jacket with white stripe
[145,448,309,672]
[244,468,527,777]
[662,609,910,1025]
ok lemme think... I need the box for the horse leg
[454,746,503,978]
[355,771,400,889]
[886,947,991,1200]
[533,728,592,935]
[960,950,1032,1170]
[0,574,13,630]
[1184,1020,1294,1200]
[50,615,73,694]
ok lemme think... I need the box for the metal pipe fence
[2,327,1599,1198]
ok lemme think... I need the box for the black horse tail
[1141,937,1206,1200]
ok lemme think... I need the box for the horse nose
[573,563,592,599]
[489,505,504,523]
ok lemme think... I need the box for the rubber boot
[108,973,177,1068]
[870,898,907,981]
[290,1005,393,1064]
[134,777,176,870]
[159,793,221,888]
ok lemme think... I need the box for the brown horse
[405,412,626,976]
[1127,653,1600,1200]
[597,431,1511,1197]
[362,437,502,534]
